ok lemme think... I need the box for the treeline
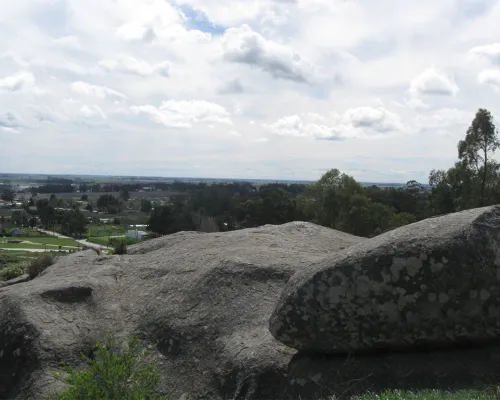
[148,108,499,237]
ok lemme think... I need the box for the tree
[119,187,130,202]
[97,195,121,214]
[0,185,15,202]
[36,199,57,228]
[140,199,153,213]
[458,108,499,206]
[148,205,176,235]
[61,209,87,237]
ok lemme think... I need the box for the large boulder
[269,206,500,354]
[0,222,363,400]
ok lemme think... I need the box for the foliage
[61,209,87,237]
[50,334,166,400]
[27,253,54,279]
[96,195,122,214]
[140,199,153,213]
[351,388,500,400]
[0,185,15,202]
[0,265,25,281]
[113,239,127,255]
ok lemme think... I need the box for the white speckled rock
[269,206,500,354]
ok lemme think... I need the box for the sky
[1,0,500,183]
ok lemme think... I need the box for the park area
[0,228,81,251]
[86,224,142,246]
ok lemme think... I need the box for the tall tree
[0,185,15,202]
[458,108,499,206]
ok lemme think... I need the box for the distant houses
[126,229,148,241]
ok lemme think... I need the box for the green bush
[113,239,127,255]
[0,265,24,281]
[51,334,166,400]
[27,253,54,279]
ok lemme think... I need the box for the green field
[87,225,127,238]
[25,237,79,246]
[0,236,80,249]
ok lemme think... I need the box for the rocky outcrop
[3,274,30,287]
[0,222,363,400]
[269,206,500,354]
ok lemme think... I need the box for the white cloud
[409,69,459,97]
[0,111,23,131]
[130,100,232,128]
[98,56,171,77]
[469,43,500,65]
[265,113,336,139]
[221,24,317,84]
[265,106,405,140]
[0,71,43,95]
[1,0,500,182]
[70,81,127,101]
[52,36,83,51]
[478,69,500,89]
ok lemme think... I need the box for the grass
[87,225,126,238]
[0,265,25,280]
[25,237,79,246]
[351,388,500,400]
[0,250,64,281]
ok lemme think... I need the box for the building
[126,230,148,241]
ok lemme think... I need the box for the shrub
[113,239,127,255]
[0,265,24,281]
[51,334,166,400]
[27,253,54,279]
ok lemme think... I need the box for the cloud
[0,71,43,94]
[98,56,171,77]
[0,111,23,131]
[70,81,127,101]
[409,69,459,97]
[217,78,245,94]
[221,24,316,83]
[27,104,59,123]
[265,106,405,140]
[265,113,338,139]
[345,106,404,133]
[478,69,500,88]
[60,99,109,128]
[130,100,232,128]
[2,0,500,182]
[469,43,500,65]
[52,36,83,51]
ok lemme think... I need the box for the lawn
[26,237,79,247]
[352,388,500,400]
[87,225,127,238]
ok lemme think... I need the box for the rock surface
[269,206,500,354]
[3,274,30,287]
[0,222,363,400]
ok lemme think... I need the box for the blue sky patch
[178,4,226,35]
